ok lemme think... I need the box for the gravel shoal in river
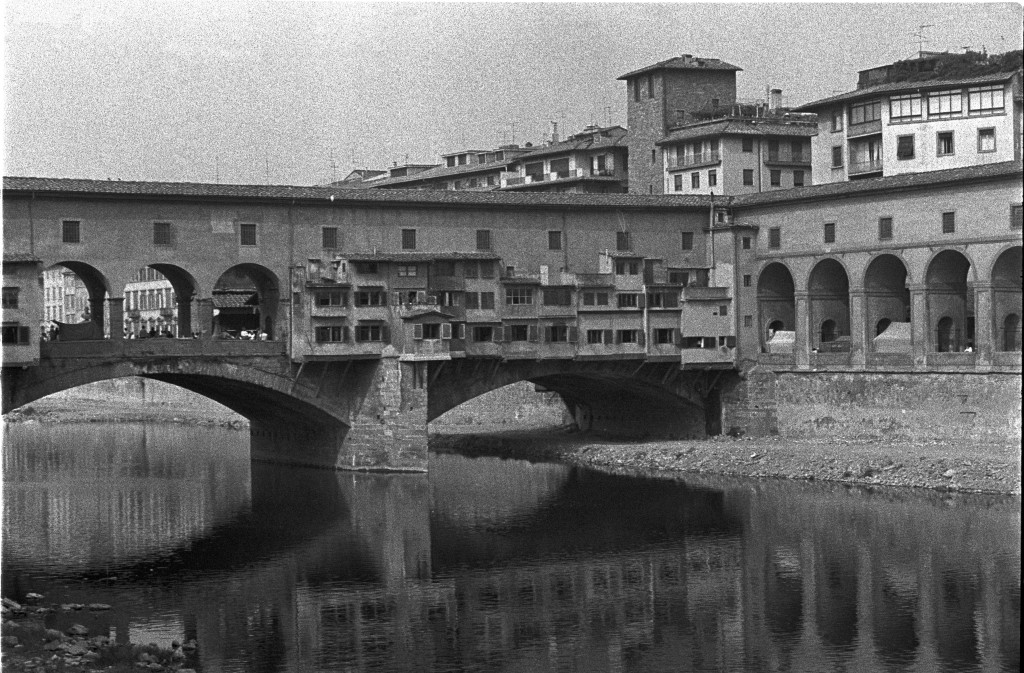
[430,426,1022,495]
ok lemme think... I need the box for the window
[889,94,922,120]
[978,128,996,153]
[770,170,781,187]
[742,137,754,152]
[401,229,416,250]
[793,170,804,188]
[505,287,533,305]
[791,141,805,162]
[472,325,493,342]
[62,220,80,243]
[767,140,779,161]
[743,274,752,287]
[968,85,1004,113]
[849,100,881,125]
[480,262,494,279]
[476,229,491,250]
[465,293,479,309]
[1013,204,1023,230]
[417,323,441,340]
[582,291,609,306]
[542,288,572,306]
[673,174,683,191]
[434,261,455,277]
[153,222,172,245]
[718,304,728,316]
[937,131,955,156]
[831,146,844,168]
[354,291,384,306]
[742,169,754,186]
[653,328,675,345]
[650,149,656,165]
[896,134,915,160]
[616,231,631,251]
[547,325,569,343]
[508,324,530,341]
[586,329,604,344]
[353,262,378,274]
[315,290,347,306]
[708,170,717,187]
[355,324,384,342]
[768,227,781,249]
[1,324,30,344]
[2,287,19,309]
[614,260,639,275]
[633,78,641,102]
[396,264,418,277]
[618,329,638,344]
[315,325,347,342]
[681,231,694,250]
[548,231,562,250]
[824,222,836,244]
[525,162,544,179]
[322,227,338,249]
[744,315,753,328]
[617,293,639,308]
[239,223,257,246]
[878,217,893,241]
[928,90,962,118]
[691,172,700,189]
[480,292,494,310]
[647,74,654,99]
[942,211,956,234]
[831,109,843,132]
[550,158,570,177]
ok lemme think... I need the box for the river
[2,422,1020,672]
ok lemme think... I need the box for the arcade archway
[925,251,972,352]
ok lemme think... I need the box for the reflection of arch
[47,261,111,333]
[864,254,909,350]
[213,264,281,339]
[990,246,1022,352]
[926,250,971,352]
[808,258,850,349]
[757,263,796,353]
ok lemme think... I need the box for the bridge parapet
[41,339,286,359]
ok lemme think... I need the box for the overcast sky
[4,1,1021,186]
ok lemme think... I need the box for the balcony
[764,152,810,167]
[671,151,721,170]
[401,338,465,360]
[680,346,735,368]
[848,159,883,176]
[681,286,729,301]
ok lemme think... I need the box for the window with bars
[476,229,491,250]
[322,227,338,249]
[62,220,80,244]
[239,223,257,246]
[401,228,416,250]
[878,217,893,240]
[743,274,752,287]
[153,222,172,245]
[942,211,956,234]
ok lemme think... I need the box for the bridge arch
[214,264,281,340]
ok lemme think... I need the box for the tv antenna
[329,149,338,184]
[912,24,934,58]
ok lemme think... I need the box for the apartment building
[2,254,42,365]
[658,99,816,196]
[348,146,532,191]
[798,50,1023,182]
[124,267,177,337]
[500,125,629,193]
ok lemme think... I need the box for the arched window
[875,318,891,336]
[936,316,956,352]
[821,319,838,343]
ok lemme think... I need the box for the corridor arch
[757,263,795,352]
[807,258,850,350]
[990,246,1021,352]
[925,250,972,352]
[123,264,201,338]
[42,262,110,338]
[213,264,281,340]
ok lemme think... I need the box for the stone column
[972,282,993,370]
[176,293,193,338]
[195,298,215,340]
[848,289,867,369]
[107,297,124,342]
[909,284,929,369]
[88,295,105,333]
[794,291,811,369]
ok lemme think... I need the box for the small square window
[768,228,781,249]
[476,229,491,250]
[831,109,843,132]
[937,131,955,156]
[824,222,836,244]
[742,169,754,186]
[744,315,753,328]
[831,146,843,168]
[896,134,915,160]
[673,174,683,191]
[650,149,657,164]
[718,304,728,317]
[742,236,751,250]
[322,226,338,249]
[942,211,956,234]
[616,231,631,251]
[978,128,996,153]
[742,274,751,287]
[691,172,700,189]
[153,222,172,245]
[742,137,754,152]
[2,287,19,309]
[681,231,694,250]
[239,223,257,246]
[62,220,80,244]
[770,170,781,187]
[1012,204,1023,230]
[548,230,562,251]
[401,228,417,250]
[878,217,893,241]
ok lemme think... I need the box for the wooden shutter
[528,325,539,342]
[414,323,423,340]
[637,294,646,309]
[638,330,646,347]
[343,326,351,343]
[381,325,390,342]
[493,326,504,343]
[416,291,426,304]
[441,323,452,339]
[613,330,622,345]
[543,326,551,342]
[604,329,613,345]
[504,325,512,342]
[568,327,578,343]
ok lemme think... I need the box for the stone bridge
[2,339,734,471]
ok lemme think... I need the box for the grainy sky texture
[4,1,1022,186]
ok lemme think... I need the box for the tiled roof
[352,158,515,189]
[344,251,501,262]
[618,55,742,79]
[3,176,712,210]
[510,126,628,161]
[2,252,42,263]
[795,71,1018,110]
[658,119,817,144]
[731,160,1022,208]
[212,292,258,309]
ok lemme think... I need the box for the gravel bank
[430,425,1022,495]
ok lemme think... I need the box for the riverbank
[430,425,1022,495]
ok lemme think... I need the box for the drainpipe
[709,191,716,287]
[28,191,36,256]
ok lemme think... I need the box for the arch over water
[214,264,281,340]
[925,250,972,352]
[757,263,795,351]
[807,258,850,349]
[990,246,1021,352]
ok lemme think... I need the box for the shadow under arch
[757,262,796,351]
[46,261,111,333]
[214,263,281,340]
[863,253,910,346]
[807,258,850,350]
[925,250,972,352]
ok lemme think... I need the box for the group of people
[127,328,176,339]
[217,330,269,340]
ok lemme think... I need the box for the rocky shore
[430,425,1022,495]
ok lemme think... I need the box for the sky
[3,1,1022,186]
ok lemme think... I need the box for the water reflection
[2,423,1020,672]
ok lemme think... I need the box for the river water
[2,422,1019,672]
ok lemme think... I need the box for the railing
[848,159,883,175]
[672,151,720,169]
[765,152,809,165]
[42,339,286,359]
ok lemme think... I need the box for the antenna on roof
[912,24,934,58]
[265,153,271,186]
[215,156,220,184]
[329,149,338,184]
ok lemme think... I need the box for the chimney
[550,121,559,145]
[769,88,783,111]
